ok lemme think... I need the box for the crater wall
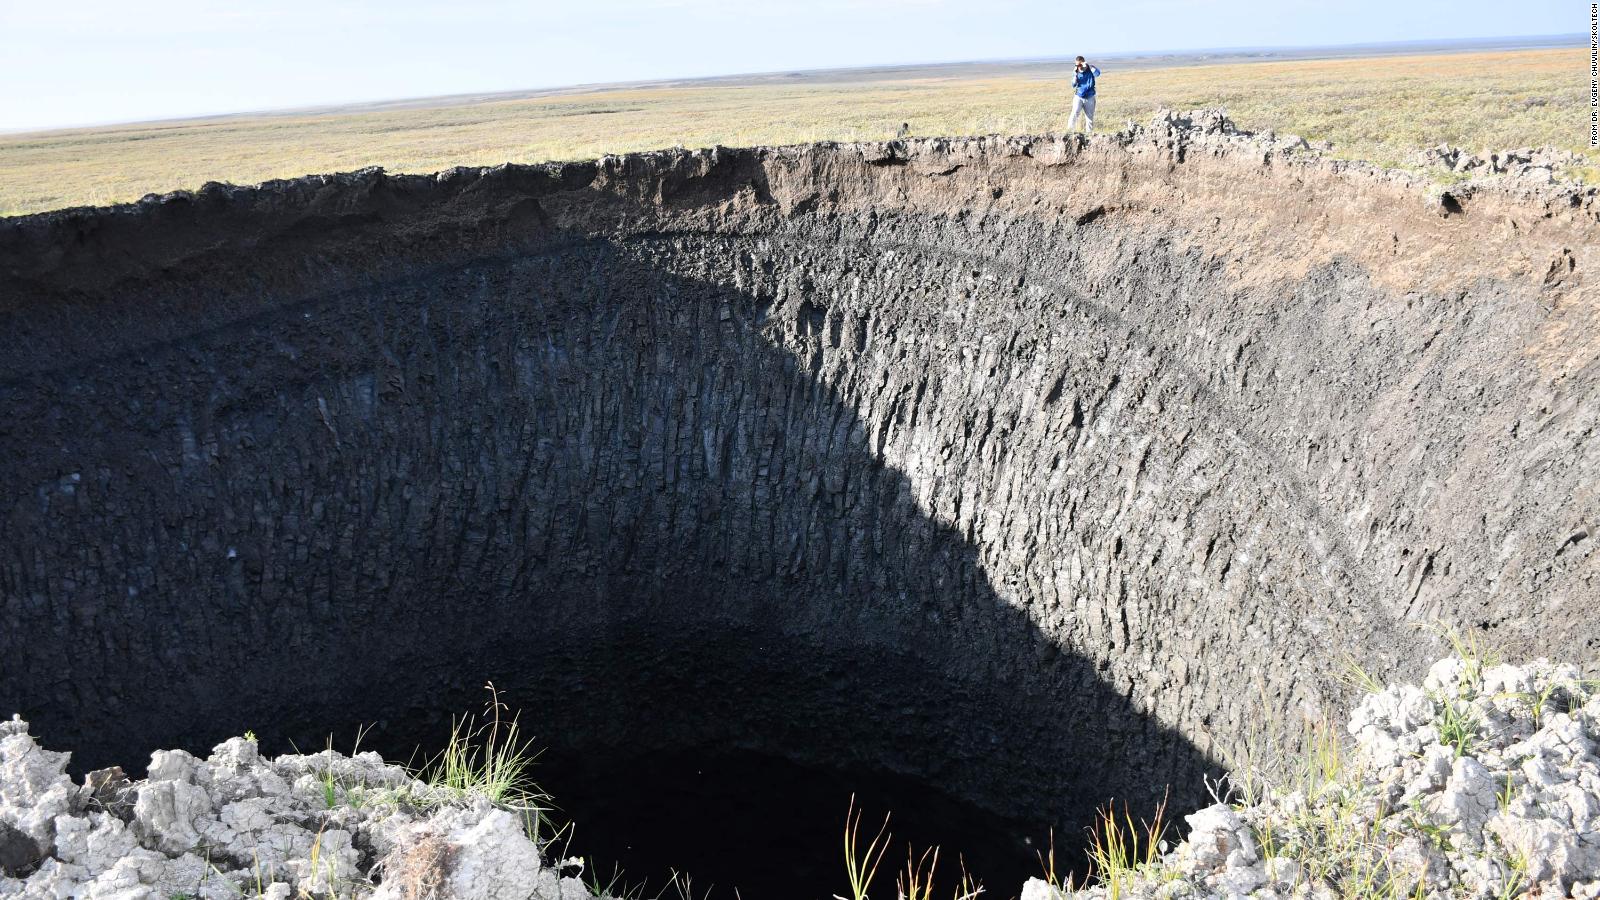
[1,116,1596,854]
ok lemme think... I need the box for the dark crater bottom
[541,749,1047,900]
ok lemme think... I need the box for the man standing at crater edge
[1068,55,1102,133]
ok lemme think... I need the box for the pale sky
[0,0,1580,132]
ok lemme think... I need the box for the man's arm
[1091,65,1102,77]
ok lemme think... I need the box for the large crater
[2,115,1597,897]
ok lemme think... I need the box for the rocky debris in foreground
[7,651,1599,900]
[1026,654,1600,900]
[0,716,589,899]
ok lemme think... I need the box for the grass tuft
[838,795,893,900]
[898,846,939,900]
[1085,795,1169,900]
[414,681,547,813]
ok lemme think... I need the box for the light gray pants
[1068,95,1096,133]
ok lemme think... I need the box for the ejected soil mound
[1,110,1597,895]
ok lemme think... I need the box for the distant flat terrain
[0,38,1592,217]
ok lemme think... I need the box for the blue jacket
[1073,65,1101,99]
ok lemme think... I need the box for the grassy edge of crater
[1,47,1592,218]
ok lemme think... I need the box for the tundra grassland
[0,47,1592,217]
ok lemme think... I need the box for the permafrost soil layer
[1,111,1598,894]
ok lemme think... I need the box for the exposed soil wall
[1,112,1596,874]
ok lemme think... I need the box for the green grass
[226,689,549,899]
[412,681,547,814]
[898,847,941,900]
[1034,829,1069,894]
[321,770,339,809]
[1435,700,1481,760]
[295,726,376,813]
[837,797,986,900]
[839,795,893,900]
[1434,625,1501,685]
[1497,851,1530,900]
[1222,711,1423,899]
[1084,798,1171,900]
[278,683,552,835]
[1426,626,1496,758]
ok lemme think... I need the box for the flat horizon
[1,31,1582,138]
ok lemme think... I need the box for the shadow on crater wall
[1,227,1218,897]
